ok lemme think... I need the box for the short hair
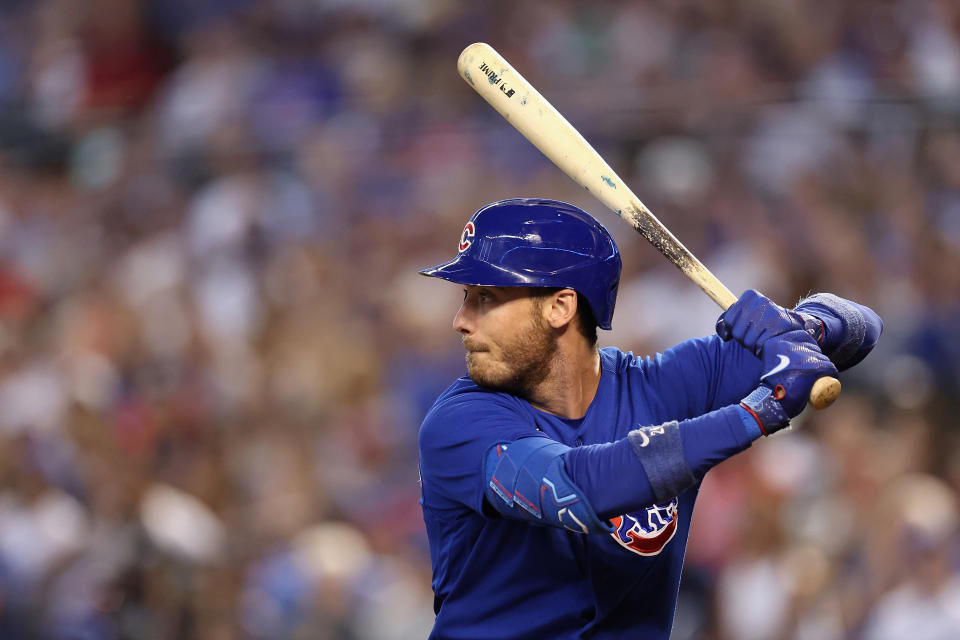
[575,291,599,346]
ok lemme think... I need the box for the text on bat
[478,61,516,98]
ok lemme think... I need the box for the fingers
[716,289,763,341]
[717,289,785,354]
[716,315,733,341]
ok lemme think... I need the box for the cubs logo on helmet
[459,222,476,252]
[609,499,679,556]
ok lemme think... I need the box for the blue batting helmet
[420,198,622,329]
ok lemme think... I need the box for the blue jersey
[419,336,761,639]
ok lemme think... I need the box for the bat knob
[809,376,841,410]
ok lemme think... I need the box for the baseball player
[418,198,882,639]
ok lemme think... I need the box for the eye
[463,288,495,305]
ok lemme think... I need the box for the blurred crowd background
[0,0,957,638]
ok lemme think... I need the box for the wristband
[739,386,790,436]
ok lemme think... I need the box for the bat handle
[809,376,841,410]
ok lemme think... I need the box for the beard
[464,308,558,398]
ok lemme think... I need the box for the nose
[453,300,473,335]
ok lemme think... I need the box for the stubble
[466,299,557,398]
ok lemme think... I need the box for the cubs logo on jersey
[609,498,679,556]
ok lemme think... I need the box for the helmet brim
[419,253,545,287]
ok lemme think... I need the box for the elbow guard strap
[484,438,613,535]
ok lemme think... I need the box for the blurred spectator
[0,0,956,638]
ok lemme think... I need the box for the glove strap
[798,312,825,346]
[740,386,790,436]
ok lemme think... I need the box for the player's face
[454,286,557,396]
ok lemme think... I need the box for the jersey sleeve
[624,336,764,420]
[418,385,540,515]
[564,404,756,519]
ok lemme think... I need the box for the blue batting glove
[794,293,882,370]
[739,330,838,436]
[716,289,822,356]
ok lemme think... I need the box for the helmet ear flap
[419,198,622,329]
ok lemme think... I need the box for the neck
[527,341,601,419]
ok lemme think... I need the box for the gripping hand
[740,330,839,436]
[717,289,823,356]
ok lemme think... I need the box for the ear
[542,289,578,329]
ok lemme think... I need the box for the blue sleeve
[623,336,764,419]
[480,404,759,529]
[795,294,882,370]
[563,405,757,520]
[418,386,538,514]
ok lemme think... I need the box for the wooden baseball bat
[457,42,841,411]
